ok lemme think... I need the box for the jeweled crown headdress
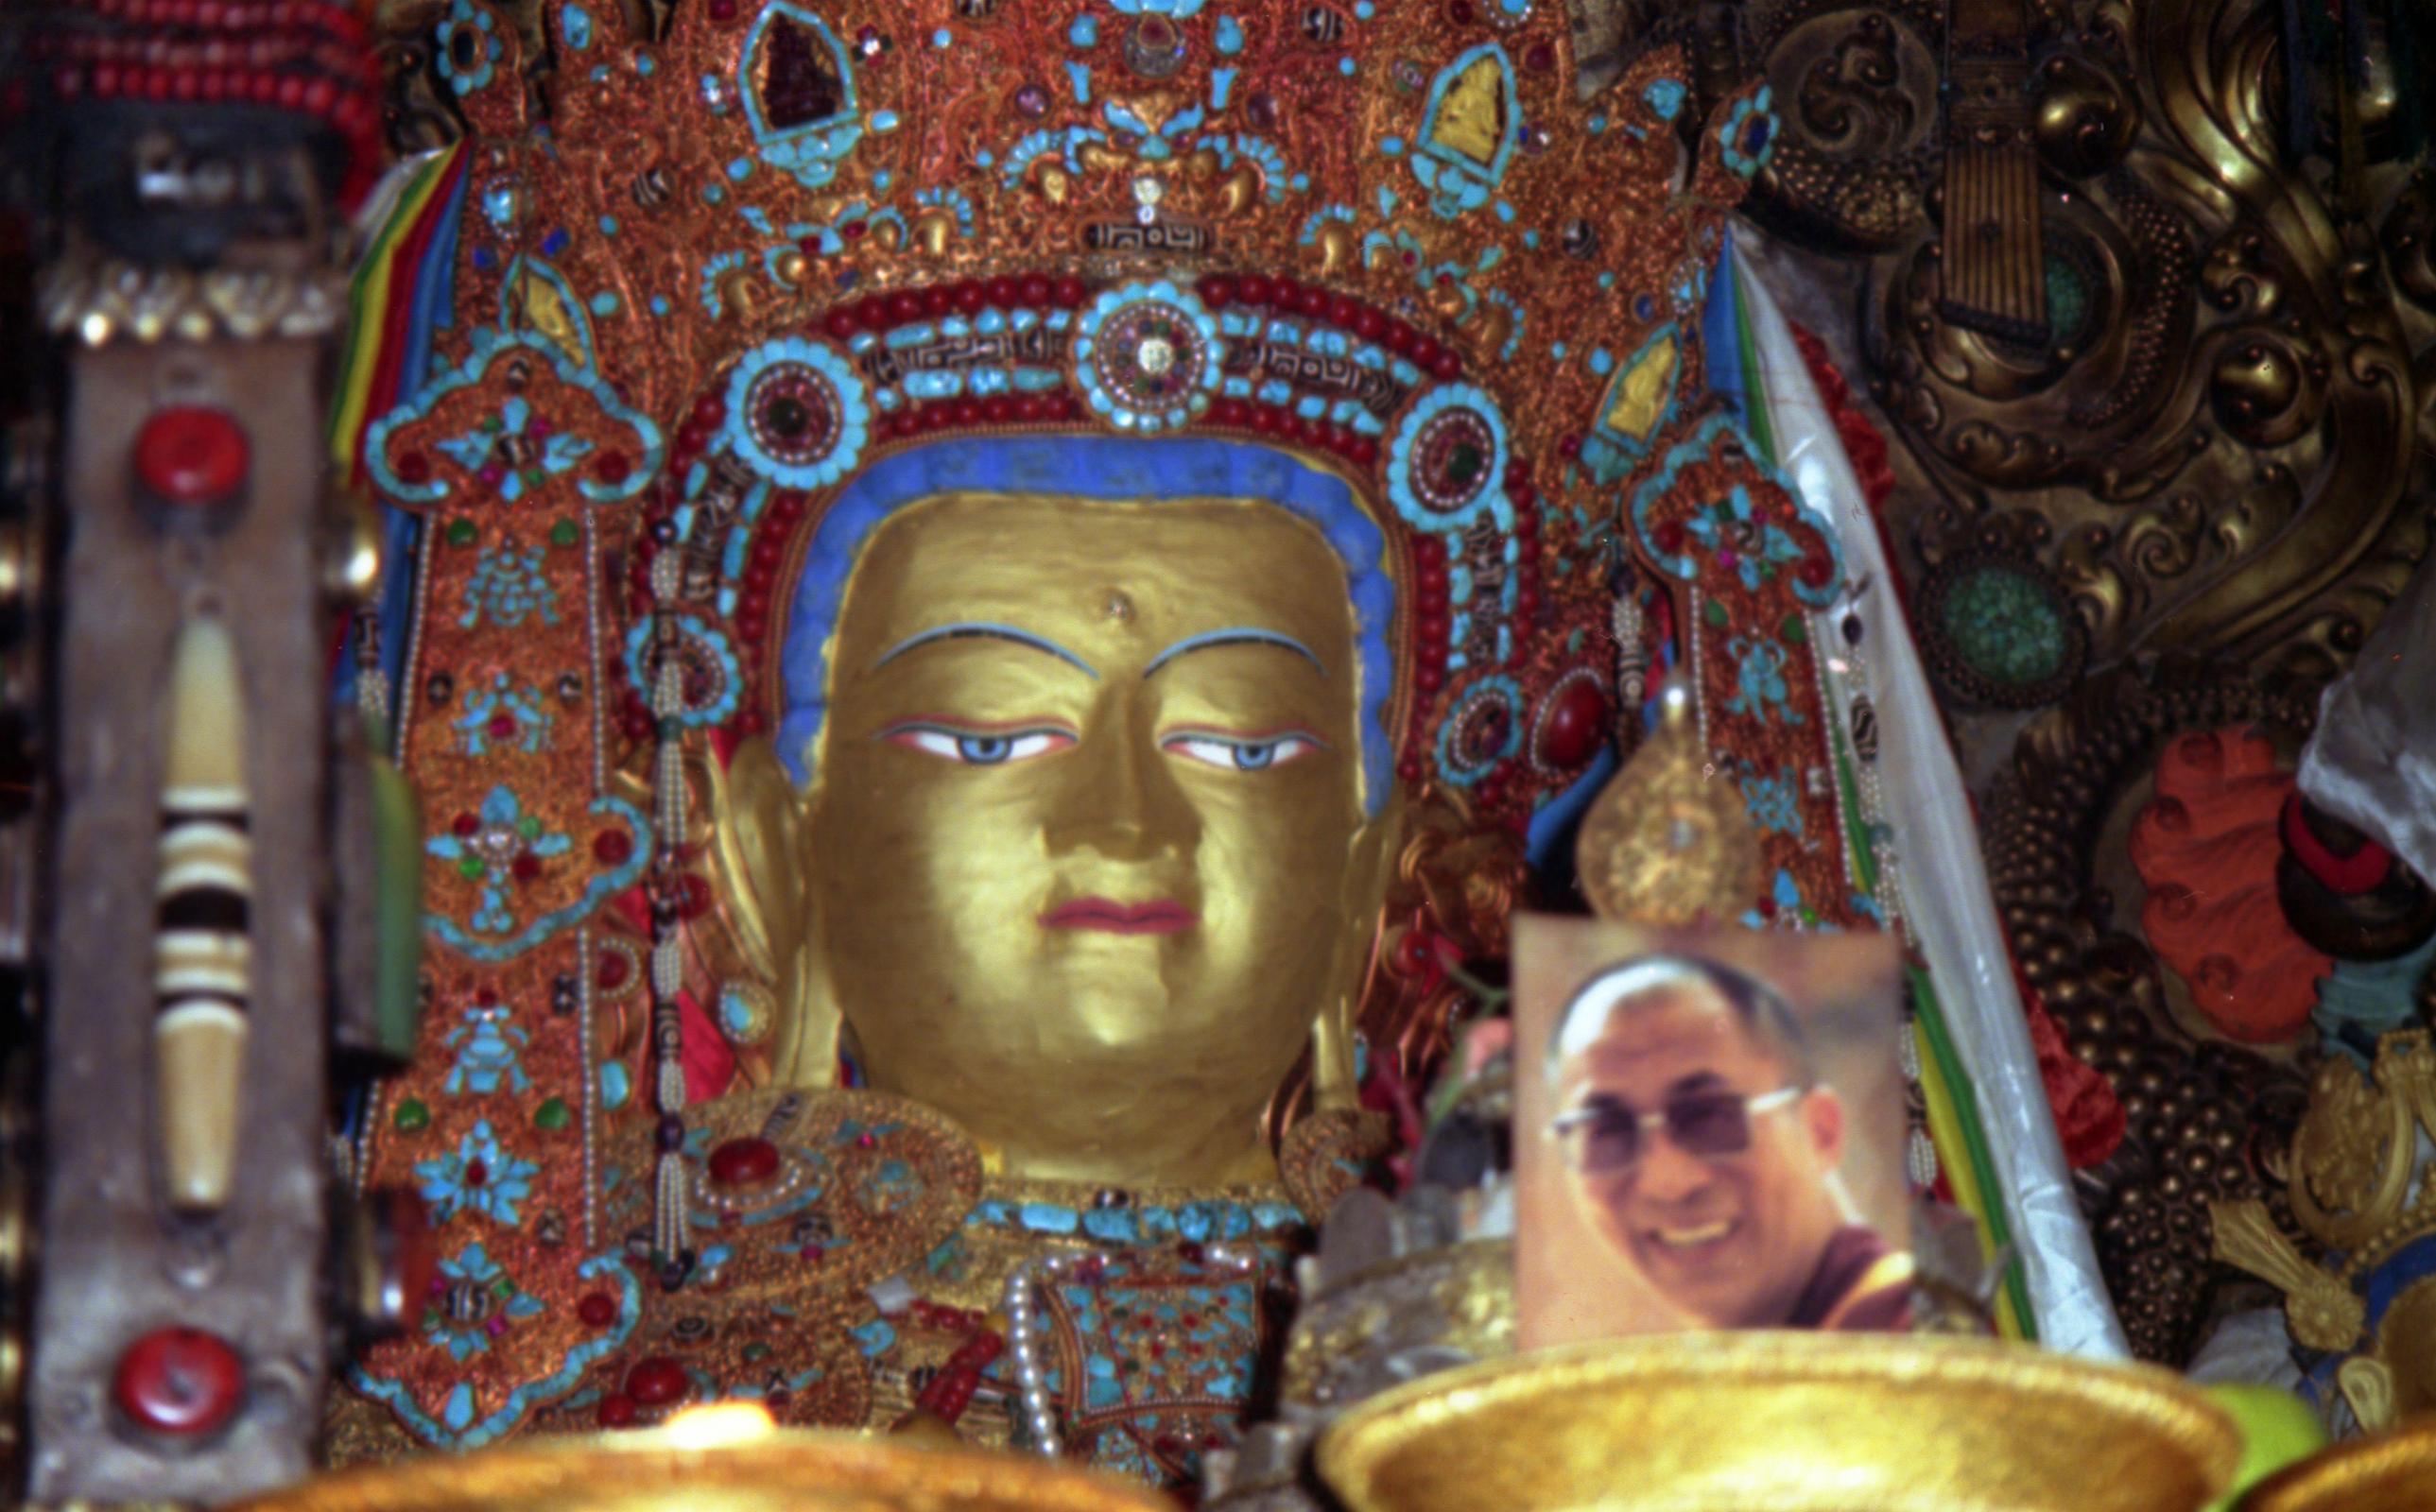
[362,0,1794,824]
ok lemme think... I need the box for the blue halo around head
[776,435,1400,816]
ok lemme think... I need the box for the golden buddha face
[777,491,1395,1188]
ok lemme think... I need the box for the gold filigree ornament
[228,1421,1171,1512]
[1574,681,1762,926]
[1314,1332,2240,1512]
[2209,1035,2436,1433]
[2289,1040,2424,1249]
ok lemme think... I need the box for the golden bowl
[1314,1332,2240,1512]
[231,1424,1175,1512]
[2239,1416,2436,1512]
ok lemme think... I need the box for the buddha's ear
[710,735,840,1088]
[1312,786,1409,1112]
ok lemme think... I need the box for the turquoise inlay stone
[1019,1202,1081,1235]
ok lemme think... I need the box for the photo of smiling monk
[1544,954,1912,1332]
[1514,919,1914,1345]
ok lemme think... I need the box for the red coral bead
[135,405,251,507]
[625,1357,687,1408]
[113,1328,244,1437]
[596,1393,638,1428]
[594,829,633,866]
[1538,679,1611,770]
[577,1293,618,1328]
[707,1136,781,1189]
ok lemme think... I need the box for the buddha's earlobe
[1311,789,1408,1111]
[774,938,845,1090]
[710,735,838,1088]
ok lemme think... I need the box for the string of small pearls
[1001,1243,1257,1459]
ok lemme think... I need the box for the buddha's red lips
[1039,899,1198,935]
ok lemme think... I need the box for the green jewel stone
[394,1098,430,1133]
[1782,615,1807,644]
[1702,598,1729,628]
[533,1097,572,1131]
[457,855,487,880]
[1446,442,1483,486]
[445,518,479,547]
[517,815,544,840]
[1942,565,2066,686]
[549,518,581,548]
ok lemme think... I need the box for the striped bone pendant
[155,613,251,1212]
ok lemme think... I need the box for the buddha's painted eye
[882,723,1076,765]
[1162,730,1324,771]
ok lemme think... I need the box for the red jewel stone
[1018,274,1051,306]
[1416,665,1444,694]
[596,1393,638,1428]
[1237,273,1274,306]
[596,951,631,991]
[985,275,1020,307]
[822,308,857,340]
[1197,273,1236,307]
[135,405,251,507]
[1799,555,1834,588]
[594,451,631,485]
[1051,275,1087,308]
[626,1356,687,1407]
[577,1292,618,1328]
[453,811,480,837]
[593,829,633,866]
[1539,679,1611,770]
[921,284,954,318]
[707,1136,781,1189]
[691,394,727,429]
[114,1328,245,1437]
[510,851,544,883]
[1654,520,1686,554]
[488,713,518,740]
[677,872,714,919]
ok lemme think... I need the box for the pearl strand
[579,504,609,1248]
[1001,1244,1258,1459]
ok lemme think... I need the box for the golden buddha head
[693,414,1610,1188]
[745,472,1402,1186]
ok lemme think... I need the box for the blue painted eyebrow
[870,622,1100,679]
[1145,628,1326,679]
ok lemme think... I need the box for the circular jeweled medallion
[721,335,871,489]
[1074,280,1222,433]
[1389,383,1510,533]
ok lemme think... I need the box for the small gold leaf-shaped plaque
[1575,686,1762,926]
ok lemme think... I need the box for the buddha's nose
[1043,723,1198,861]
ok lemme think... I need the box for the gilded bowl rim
[1313,1331,2242,1512]
[2239,1412,2436,1511]
[231,1425,1175,1512]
